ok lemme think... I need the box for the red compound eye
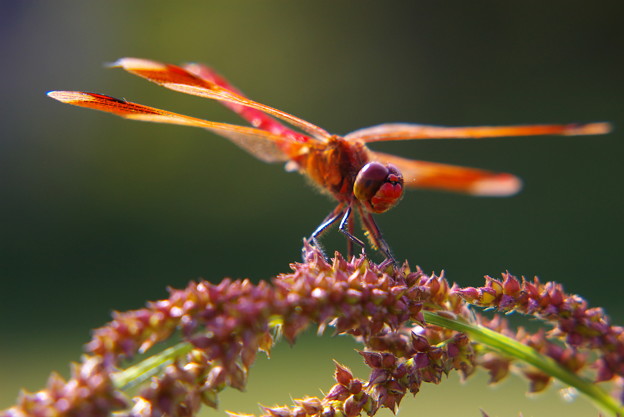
[353,162,404,213]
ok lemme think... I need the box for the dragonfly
[47,58,611,262]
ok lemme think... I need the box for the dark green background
[1,1,622,415]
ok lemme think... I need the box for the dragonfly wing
[345,122,611,142]
[47,91,295,163]
[183,63,311,143]
[371,151,522,196]
[110,58,331,141]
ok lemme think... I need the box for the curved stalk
[112,342,194,390]
[424,311,624,416]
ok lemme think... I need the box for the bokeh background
[1,1,622,415]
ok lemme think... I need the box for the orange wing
[47,91,300,163]
[183,62,311,143]
[110,58,331,141]
[345,122,612,142]
[372,151,522,196]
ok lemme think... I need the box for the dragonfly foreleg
[338,206,366,258]
[358,207,396,264]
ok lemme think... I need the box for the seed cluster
[458,273,624,386]
[2,248,622,417]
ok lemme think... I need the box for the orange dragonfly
[47,58,611,262]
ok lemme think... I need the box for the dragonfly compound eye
[354,162,404,213]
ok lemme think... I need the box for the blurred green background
[1,1,622,415]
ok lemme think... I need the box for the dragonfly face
[353,162,404,214]
[47,58,611,262]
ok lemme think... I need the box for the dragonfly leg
[346,208,356,259]
[357,207,396,264]
[305,204,345,260]
[338,206,366,258]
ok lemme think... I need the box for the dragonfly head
[353,161,404,213]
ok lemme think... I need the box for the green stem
[112,342,194,390]
[111,320,283,391]
[107,314,622,415]
[424,311,623,416]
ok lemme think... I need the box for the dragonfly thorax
[353,161,404,213]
